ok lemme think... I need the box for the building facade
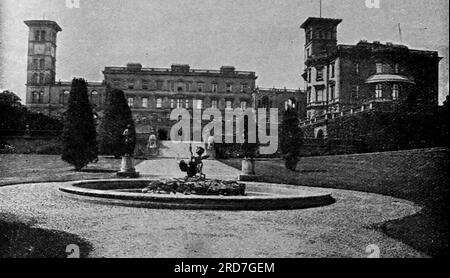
[300,17,441,121]
[103,63,257,139]
[24,20,261,140]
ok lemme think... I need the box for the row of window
[306,28,336,41]
[30,73,46,84]
[375,84,400,100]
[113,79,249,93]
[31,59,46,70]
[307,84,400,103]
[31,90,100,104]
[307,62,400,83]
[33,30,56,42]
[126,97,248,110]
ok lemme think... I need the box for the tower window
[375,84,383,99]
[39,73,45,84]
[212,83,218,93]
[40,31,46,41]
[394,63,400,74]
[392,84,399,100]
[34,31,40,41]
[330,62,335,78]
[31,73,38,83]
[38,91,44,104]
[355,63,360,74]
[376,63,383,74]
[32,59,38,69]
[316,67,324,81]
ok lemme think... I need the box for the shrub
[280,108,304,171]
[98,88,136,157]
[61,78,98,171]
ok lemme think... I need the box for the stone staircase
[156,141,206,159]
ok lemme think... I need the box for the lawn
[0,154,143,186]
[221,148,449,257]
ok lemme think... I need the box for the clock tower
[24,20,62,106]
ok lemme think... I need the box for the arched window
[34,31,40,41]
[60,90,70,104]
[316,129,324,139]
[40,30,46,41]
[38,91,44,104]
[39,73,45,84]
[31,73,38,84]
[32,91,39,103]
[285,98,297,111]
[90,90,99,105]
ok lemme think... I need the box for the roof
[300,17,342,29]
[24,20,62,32]
[365,74,415,85]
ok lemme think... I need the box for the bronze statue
[179,145,209,179]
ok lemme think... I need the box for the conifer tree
[98,88,135,158]
[61,78,98,170]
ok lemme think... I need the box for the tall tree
[280,108,304,171]
[61,78,98,170]
[98,88,135,158]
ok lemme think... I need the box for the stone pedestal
[239,158,257,181]
[117,155,140,178]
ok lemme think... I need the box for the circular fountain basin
[59,179,335,211]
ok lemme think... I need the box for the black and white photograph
[0,0,448,264]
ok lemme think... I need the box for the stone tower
[24,20,62,106]
[300,17,342,61]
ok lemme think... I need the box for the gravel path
[0,181,426,258]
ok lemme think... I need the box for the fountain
[59,140,335,210]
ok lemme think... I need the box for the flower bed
[141,178,246,196]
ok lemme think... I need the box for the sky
[0,0,448,104]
